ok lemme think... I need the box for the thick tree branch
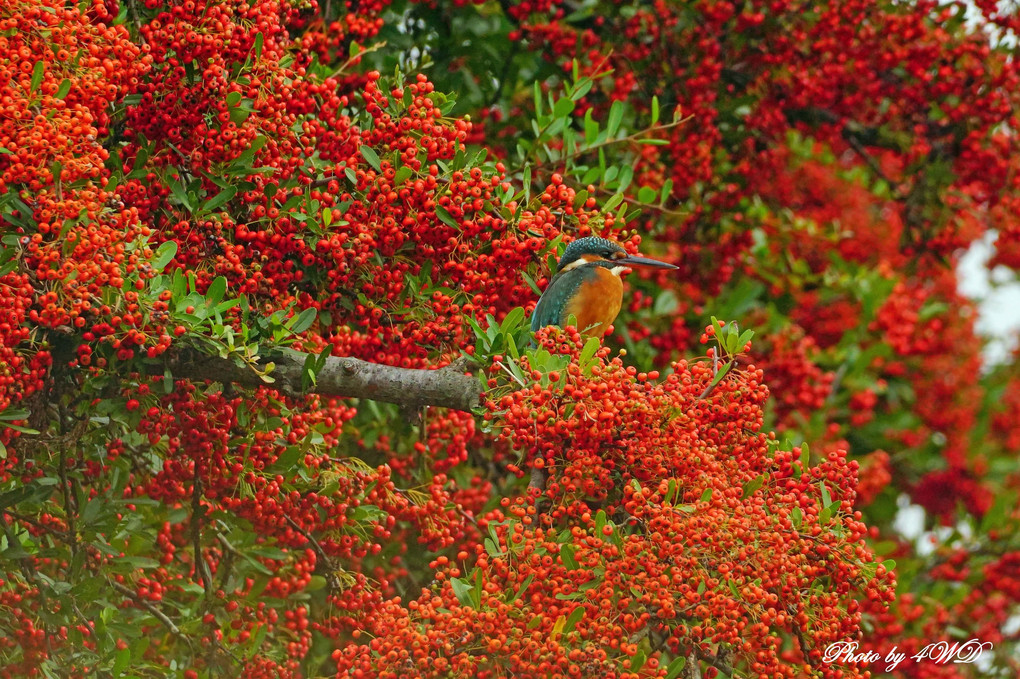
[159,348,482,412]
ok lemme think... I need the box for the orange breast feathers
[563,267,624,337]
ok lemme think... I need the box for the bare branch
[157,348,481,412]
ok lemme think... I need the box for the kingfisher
[530,236,678,338]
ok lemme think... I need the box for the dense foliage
[1,0,1018,677]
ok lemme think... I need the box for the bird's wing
[530,270,586,332]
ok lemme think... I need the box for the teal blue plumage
[530,268,594,332]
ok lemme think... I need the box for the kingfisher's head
[556,236,677,275]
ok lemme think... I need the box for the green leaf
[4,423,39,434]
[253,32,264,59]
[631,646,646,672]
[30,61,44,93]
[560,544,579,570]
[360,146,382,172]
[394,166,413,185]
[500,307,525,334]
[571,78,593,101]
[607,100,624,138]
[741,474,766,499]
[700,488,713,503]
[205,186,236,212]
[520,270,542,296]
[55,78,71,99]
[507,574,534,604]
[152,241,178,271]
[651,95,660,125]
[168,176,193,211]
[435,206,459,228]
[563,606,584,633]
[665,655,687,679]
[704,360,733,394]
[659,179,674,204]
[637,186,656,204]
[290,308,317,334]
[553,97,575,119]
[584,109,599,145]
[578,337,600,367]
[791,507,803,529]
[205,276,226,306]
[526,615,543,630]
[602,192,624,213]
[0,486,34,510]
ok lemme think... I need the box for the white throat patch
[559,256,590,272]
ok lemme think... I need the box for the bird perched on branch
[530,237,678,338]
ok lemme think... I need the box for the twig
[110,579,192,648]
[327,41,388,80]
[510,115,693,176]
[59,447,78,557]
[124,0,148,45]
[72,602,97,642]
[1,509,71,541]
[842,127,904,199]
[285,515,333,568]
[192,466,213,595]
[486,41,521,108]
[215,533,239,590]
[592,186,688,218]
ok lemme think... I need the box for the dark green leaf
[741,474,766,499]
[205,276,227,306]
[30,61,44,93]
[508,574,534,604]
[560,544,579,570]
[205,186,236,212]
[360,146,382,172]
[665,655,687,679]
[563,606,584,633]
[435,206,459,228]
[55,78,72,99]
[290,308,317,334]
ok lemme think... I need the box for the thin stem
[192,465,213,595]
[110,579,192,648]
[511,115,693,177]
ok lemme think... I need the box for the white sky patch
[957,232,1020,367]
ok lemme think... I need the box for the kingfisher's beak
[618,255,678,270]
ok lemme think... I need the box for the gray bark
[161,349,481,412]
